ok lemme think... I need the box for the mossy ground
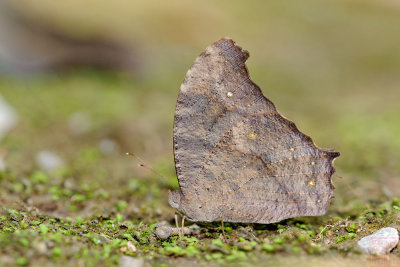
[1,71,399,267]
[1,172,400,267]
[1,0,400,266]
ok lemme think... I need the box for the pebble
[120,244,137,253]
[99,138,117,155]
[189,224,201,231]
[126,241,137,253]
[36,150,64,171]
[154,221,169,228]
[119,256,143,267]
[0,157,6,171]
[0,94,18,141]
[32,241,47,254]
[68,112,91,135]
[155,225,192,240]
[357,227,399,255]
[154,226,174,240]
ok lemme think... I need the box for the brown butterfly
[169,38,339,224]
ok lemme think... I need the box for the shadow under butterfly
[169,38,340,224]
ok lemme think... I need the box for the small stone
[357,227,399,255]
[189,224,201,231]
[119,256,143,267]
[0,157,6,171]
[68,111,91,135]
[0,94,18,141]
[33,241,47,254]
[99,138,117,155]
[126,241,137,253]
[36,150,63,171]
[154,226,174,240]
[263,237,271,244]
[154,225,192,240]
[154,221,169,228]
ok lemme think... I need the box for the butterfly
[169,38,339,224]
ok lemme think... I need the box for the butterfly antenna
[335,175,365,205]
[126,152,167,180]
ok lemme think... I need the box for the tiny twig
[313,224,333,241]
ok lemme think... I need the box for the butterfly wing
[171,38,339,223]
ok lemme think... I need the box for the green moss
[52,247,63,258]
[273,238,284,245]
[262,243,275,253]
[16,257,28,266]
[39,224,49,235]
[336,233,358,243]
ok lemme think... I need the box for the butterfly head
[168,189,201,221]
[168,189,182,209]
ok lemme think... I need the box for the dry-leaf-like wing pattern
[170,38,339,223]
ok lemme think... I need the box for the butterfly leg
[175,213,179,229]
[175,213,183,239]
[221,216,227,242]
[180,216,186,238]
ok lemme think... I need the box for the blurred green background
[0,0,399,265]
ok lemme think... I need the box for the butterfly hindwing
[171,38,339,223]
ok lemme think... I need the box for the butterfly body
[170,38,339,223]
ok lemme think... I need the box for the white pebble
[119,256,143,267]
[68,111,91,135]
[357,227,399,255]
[99,138,117,155]
[0,157,5,171]
[126,241,137,253]
[36,150,63,171]
[0,94,17,141]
